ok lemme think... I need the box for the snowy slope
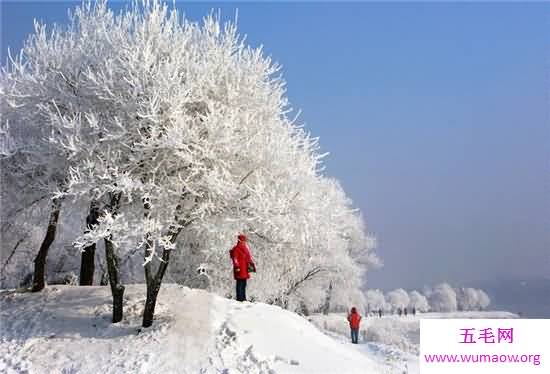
[0,284,383,374]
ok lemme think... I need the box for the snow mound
[0,284,381,374]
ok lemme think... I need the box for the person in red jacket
[347,307,362,344]
[229,234,256,302]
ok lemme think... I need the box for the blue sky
[2,1,548,290]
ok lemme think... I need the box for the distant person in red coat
[347,307,362,344]
[229,234,255,302]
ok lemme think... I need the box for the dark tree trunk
[79,243,96,285]
[142,248,171,327]
[142,194,189,328]
[105,236,124,323]
[142,196,156,328]
[32,198,61,292]
[104,192,124,323]
[79,199,100,286]
[322,281,333,315]
[142,279,161,328]
[299,300,310,316]
[1,235,28,283]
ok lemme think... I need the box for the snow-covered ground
[0,284,518,374]
[0,284,383,374]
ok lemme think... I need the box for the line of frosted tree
[365,283,491,315]
[0,1,378,327]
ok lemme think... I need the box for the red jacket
[229,241,254,280]
[347,310,361,329]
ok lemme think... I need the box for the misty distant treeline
[365,283,491,314]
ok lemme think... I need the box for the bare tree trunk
[142,194,191,328]
[142,247,171,327]
[299,300,310,316]
[142,196,156,328]
[105,236,124,323]
[32,198,61,292]
[0,235,28,283]
[322,281,333,315]
[142,277,161,328]
[104,192,124,323]
[79,199,100,285]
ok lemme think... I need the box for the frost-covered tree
[275,178,374,313]
[428,283,457,312]
[1,48,71,292]
[477,289,490,310]
[1,0,133,317]
[174,176,376,314]
[456,287,477,311]
[2,0,376,327]
[386,288,410,312]
[456,287,491,311]
[365,289,386,313]
[408,290,430,313]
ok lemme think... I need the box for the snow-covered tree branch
[1,0,377,326]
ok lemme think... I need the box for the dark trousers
[350,328,359,344]
[236,279,247,301]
